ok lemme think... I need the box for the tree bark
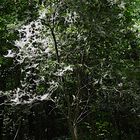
[68,120,78,140]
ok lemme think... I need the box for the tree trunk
[72,126,78,140]
[68,119,78,140]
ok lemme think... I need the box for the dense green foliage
[0,0,140,140]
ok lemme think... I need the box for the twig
[13,117,22,140]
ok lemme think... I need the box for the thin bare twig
[13,117,22,140]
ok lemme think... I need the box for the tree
[0,0,140,140]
